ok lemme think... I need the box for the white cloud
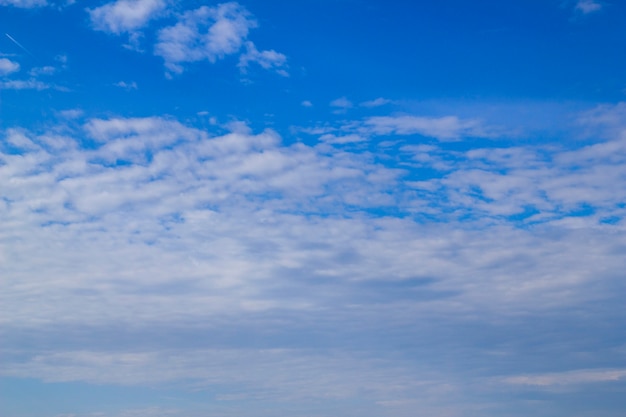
[58,109,84,119]
[504,369,626,386]
[55,53,68,64]
[330,96,353,109]
[301,100,313,107]
[238,41,288,76]
[2,111,626,414]
[0,58,19,75]
[575,0,602,14]
[85,1,287,77]
[577,102,626,139]
[0,79,50,90]
[2,114,625,329]
[360,98,393,108]
[363,115,487,141]
[154,2,257,74]
[28,65,56,76]
[0,0,46,7]
[88,0,167,34]
[114,80,138,90]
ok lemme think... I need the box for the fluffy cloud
[0,57,20,75]
[89,0,167,34]
[86,1,287,76]
[155,3,257,74]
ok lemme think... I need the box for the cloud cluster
[88,0,288,76]
[154,3,256,74]
[0,44,68,90]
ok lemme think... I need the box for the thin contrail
[5,33,36,58]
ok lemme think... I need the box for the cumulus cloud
[88,0,167,34]
[155,2,257,74]
[0,57,20,75]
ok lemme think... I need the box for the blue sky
[1,0,626,416]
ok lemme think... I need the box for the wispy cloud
[360,98,393,108]
[0,0,47,7]
[28,65,56,76]
[575,0,603,14]
[504,369,626,386]
[58,108,84,119]
[114,80,138,90]
[238,41,288,76]
[330,96,353,109]
[330,96,353,114]
[363,115,489,141]
[0,79,51,90]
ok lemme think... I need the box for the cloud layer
[2,106,625,416]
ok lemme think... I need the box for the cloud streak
[363,115,490,141]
